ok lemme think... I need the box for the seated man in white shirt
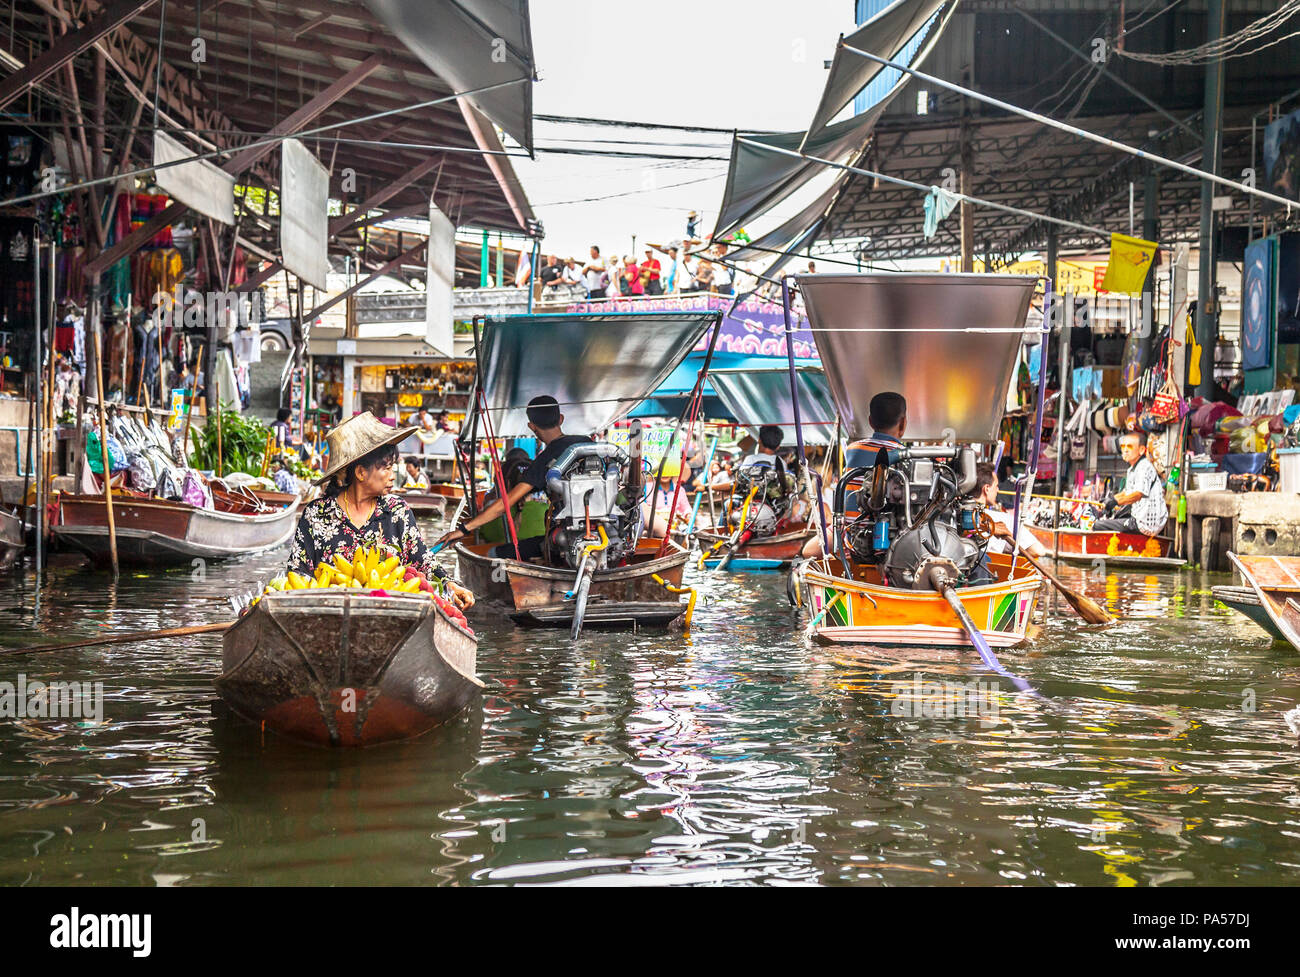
[1094,432,1169,536]
[972,462,1046,558]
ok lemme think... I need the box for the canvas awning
[794,273,1039,442]
[713,109,884,241]
[708,366,838,446]
[719,175,848,265]
[712,0,957,241]
[365,0,536,153]
[804,0,954,144]
[473,313,718,437]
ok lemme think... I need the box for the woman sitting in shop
[286,411,474,609]
[401,456,430,492]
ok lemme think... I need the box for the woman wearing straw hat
[286,411,475,609]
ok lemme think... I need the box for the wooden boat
[1026,524,1184,569]
[0,508,22,571]
[426,481,466,501]
[801,551,1042,647]
[1211,584,1285,640]
[52,491,300,567]
[400,491,447,518]
[784,272,1047,653]
[1226,553,1300,650]
[458,309,716,635]
[216,590,481,746]
[456,536,692,629]
[696,525,813,571]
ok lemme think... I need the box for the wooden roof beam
[86,51,383,276]
[0,0,158,111]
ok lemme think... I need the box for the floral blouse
[287,494,446,580]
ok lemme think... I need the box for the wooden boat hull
[401,492,447,518]
[696,527,812,571]
[426,482,466,500]
[52,493,300,567]
[455,538,689,628]
[1212,585,1286,640]
[1026,524,1184,569]
[0,509,22,571]
[801,552,1042,648]
[216,591,481,747]
[1227,553,1300,651]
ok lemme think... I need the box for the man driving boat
[436,395,593,561]
[802,392,908,559]
[287,411,475,609]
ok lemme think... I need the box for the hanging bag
[1149,337,1184,423]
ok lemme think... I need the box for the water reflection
[2,538,1300,886]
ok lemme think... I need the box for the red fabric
[640,258,661,281]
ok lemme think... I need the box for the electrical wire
[1116,0,1300,64]
[533,172,724,208]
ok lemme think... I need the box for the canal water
[2,525,1299,886]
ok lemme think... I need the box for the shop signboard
[167,388,188,430]
[565,294,819,360]
[1263,108,1300,212]
[607,425,678,467]
[1242,236,1276,375]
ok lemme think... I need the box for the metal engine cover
[883,519,981,589]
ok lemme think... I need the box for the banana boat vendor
[286,411,475,609]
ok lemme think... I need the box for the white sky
[511,0,857,261]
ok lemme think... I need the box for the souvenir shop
[1010,235,1300,515]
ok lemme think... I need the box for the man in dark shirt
[538,255,562,291]
[437,395,593,561]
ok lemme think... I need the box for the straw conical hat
[316,411,416,484]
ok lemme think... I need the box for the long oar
[2,621,232,657]
[930,567,1041,700]
[1016,549,1115,625]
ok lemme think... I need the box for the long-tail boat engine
[834,445,988,590]
[543,442,636,572]
[726,459,801,543]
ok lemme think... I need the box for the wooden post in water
[180,342,205,466]
[1201,516,1220,572]
[89,289,119,576]
[215,367,223,476]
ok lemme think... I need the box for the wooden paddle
[1016,549,1115,625]
[1,621,231,657]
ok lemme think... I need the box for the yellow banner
[1100,233,1158,295]
[976,256,1107,296]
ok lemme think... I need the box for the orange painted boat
[1227,553,1300,651]
[1026,524,1183,569]
[799,551,1042,647]
[785,271,1047,654]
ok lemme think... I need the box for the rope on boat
[652,574,697,629]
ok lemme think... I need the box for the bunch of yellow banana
[265,545,428,595]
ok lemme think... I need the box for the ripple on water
[2,551,1300,885]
